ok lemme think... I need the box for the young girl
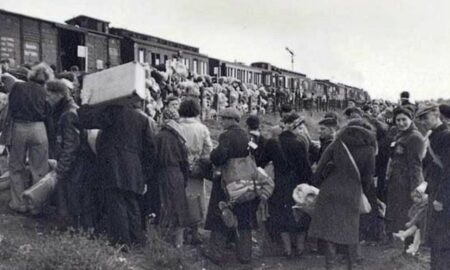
[393,182,428,255]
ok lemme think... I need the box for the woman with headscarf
[154,108,190,248]
[309,119,377,269]
[385,106,425,248]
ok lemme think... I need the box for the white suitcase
[81,61,147,105]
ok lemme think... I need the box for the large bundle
[22,161,58,214]
[221,156,274,203]
[292,183,319,215]
[81,61,147,106]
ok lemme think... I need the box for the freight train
[0,8,370,104]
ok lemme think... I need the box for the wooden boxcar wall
[0,12,58,67]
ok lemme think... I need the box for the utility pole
[285,47,294,71]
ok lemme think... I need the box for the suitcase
[81,61,147,106]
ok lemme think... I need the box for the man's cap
[220,107,241,121]
[318,117,338,127]
[416,102,439,118]
[343,106,363,117]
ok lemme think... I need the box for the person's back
[179,117,212,165]
[9,81,47,122]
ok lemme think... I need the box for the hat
[439,104,450,119]
[319,117,338,127]
[343,106,363,117]
[219,107,241,121]
[393,105,414,120]
[416,103,439,118]
[400,91,410,99]
[324,112,339,121]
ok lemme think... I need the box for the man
[46,80,97,229]
[416,103,450,270]
[317,117,338,160]
[269,103,294,139]
[8,63,52,213]
[203,107,262,265]
[400,91,413,106]
[246,115,266,166]
[78,98,156,247]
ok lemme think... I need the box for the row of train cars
[0,8,370,103]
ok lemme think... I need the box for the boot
[324,241,337,269]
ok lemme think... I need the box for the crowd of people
[1,59,450,270]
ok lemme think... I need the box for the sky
[1,0,450,101]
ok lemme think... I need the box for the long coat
[309,126,376,245]
[205,123,259,231]
[385,124,425,233]
[78,105,156,194]
[425,124,450,249]
[261,130,312,233]
[154,122,190,228]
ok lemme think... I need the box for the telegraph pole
[285,47,294,71]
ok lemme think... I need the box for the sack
[221,156,274,203]
[360,193,372,214]
[292,183,319,215]
[186,195,203,226]
[22,171,57,214]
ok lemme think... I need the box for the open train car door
[56,24,86,72]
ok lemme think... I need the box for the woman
[178,98,213,244]
[309,119,377,269]
[261,113,312,257]
[154,108,190,248]
[385,106,425,247]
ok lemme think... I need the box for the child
[393,182,428,255]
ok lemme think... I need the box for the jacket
[78,105,156,194]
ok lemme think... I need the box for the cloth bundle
[292,183,320,215]
[221,156,274,204]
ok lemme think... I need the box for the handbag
[186,194,203,226]
[340,140,372,214]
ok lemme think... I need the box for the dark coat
[309,126,376,245]
[385,124,425,233]
[53,98,99,222]
[260,130,312,233]
[205,123,259,231]
[154,122,190,228]
[78,105,156,195]
[425,124,450,249]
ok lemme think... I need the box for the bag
[22,171,57,215]
[221,156,274,203]
[186,195,203,226]
[340,140,372,214]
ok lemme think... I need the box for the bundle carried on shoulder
[221,156,274,204]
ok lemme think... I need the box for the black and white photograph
[0,0,449,269]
